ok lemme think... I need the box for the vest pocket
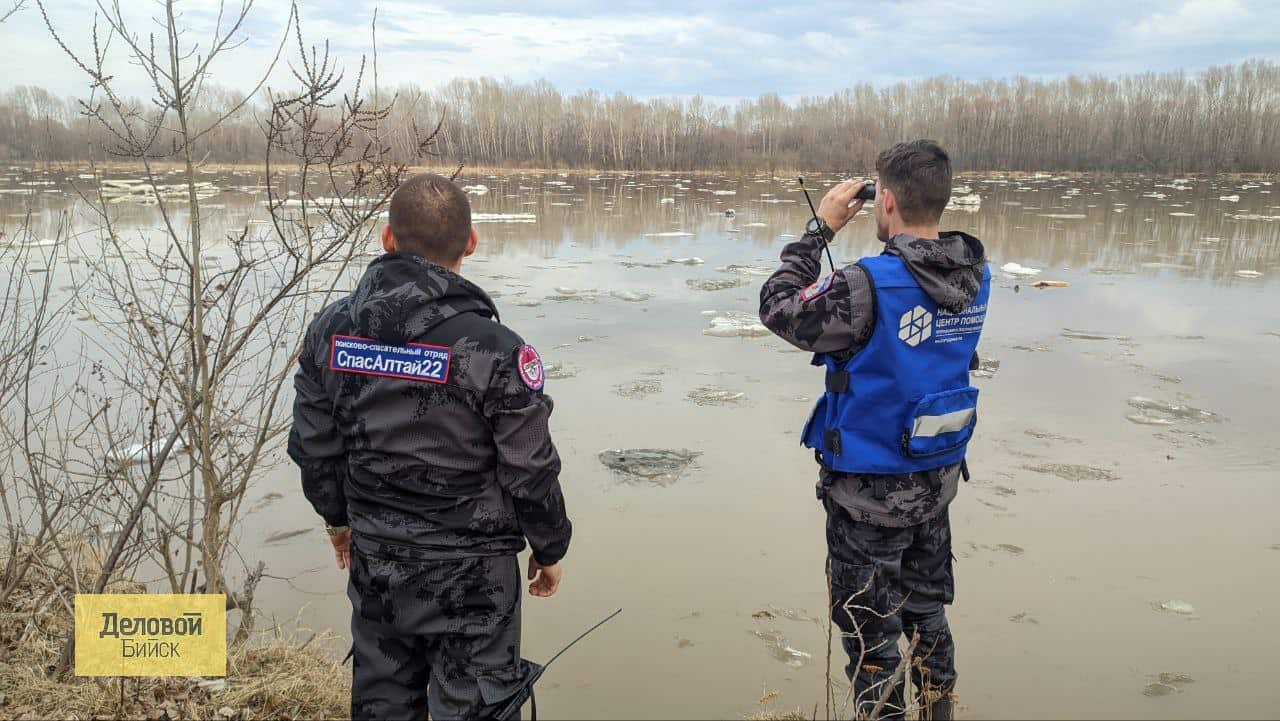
[903,387,979,458]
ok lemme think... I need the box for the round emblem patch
[517,345,545,391]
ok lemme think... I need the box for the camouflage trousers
[825,501,957,719]
[347,542,528,721]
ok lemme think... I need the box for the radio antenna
[797,177,837,274]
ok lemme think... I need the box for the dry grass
[0,550,349,721]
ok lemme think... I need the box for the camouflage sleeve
[758,230,875,353]
[483,347,573,566]
[287,324,349,527]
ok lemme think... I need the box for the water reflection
[4,167,1278,284]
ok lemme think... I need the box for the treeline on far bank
[2,60,1278,174]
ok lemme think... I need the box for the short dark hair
[388,173,472,264]
[875,140,952,225]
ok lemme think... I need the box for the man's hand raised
[817,179,869,234]
[527,558,562,598]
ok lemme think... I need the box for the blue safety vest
[802,254,991,474]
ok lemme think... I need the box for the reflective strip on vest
[912,407,976,438]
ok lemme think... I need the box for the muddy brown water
[3,168,1280,718]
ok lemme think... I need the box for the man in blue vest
[759,140,990,721]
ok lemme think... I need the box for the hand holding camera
[818,179,873,233]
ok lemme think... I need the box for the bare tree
[29,0,448,677]
[0,0,25,24]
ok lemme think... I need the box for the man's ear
[381,225,397,253]
[881,187,896,217]
[463,227,478,258]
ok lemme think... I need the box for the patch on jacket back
[518,344,545,391]
[800,273,835,302]
[329,334,450,383]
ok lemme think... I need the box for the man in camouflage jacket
[760,141,986,721]
[288,174,572,721]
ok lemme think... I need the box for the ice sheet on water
[1152,600,1196,616]
[972,358,1000,378]
[645,231,695,237]
[264,529,311,545]
[598,448,699,486]
[749,629,812,668]
[715,264,774,277]
[701,313,768,340]
[686,385,746,405]
[1126,396,1220,423]
[472,212,536,223]
[543,362,578,380]
[686,277,748,292]
[1001,262,1042,277]
[609,290,653,302]
[1061,328,1132,341]
[614,379,662,399]
[667,257,704,265]
[1023,463,1119,482]
[107,437,189,466]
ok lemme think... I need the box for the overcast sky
[3,0,1279,102]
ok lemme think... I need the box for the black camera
[856,181,876,201]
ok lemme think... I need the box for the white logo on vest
[898,305,933,347]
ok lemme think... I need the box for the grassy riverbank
[0,552,348,721]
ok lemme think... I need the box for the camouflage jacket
[288,252,572,564]
[759,230,986,527]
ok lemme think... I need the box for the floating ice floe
[2,237,59,249]
[1127,396,1219,424]
[461,184,489,195]
[1126,414,1175,427]
[1039,213,1087,220]
[687,385,746,405]
[598,448,700,486]
[609,290,653,302]
[1061,328,1131,341]
[667,257,704,265]
[1153,599,1196,616]
[972,358,1000,378]
[715,264,773,277]
[614,380,662,399]
[1168,212,1195,217]
[646,231,695,237]
[1219,194,1240,202]
[703,312,769,338]
[712,190,736,196]
[1000,262,1042,277]
[1234,270,1263,279]
[687,277,748,292]
[742,222,767,228]
[750,629,812,668]
[472,213,536,224]
[107,436,189,466]
[543,362,577,380]
[659,197,675,204]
